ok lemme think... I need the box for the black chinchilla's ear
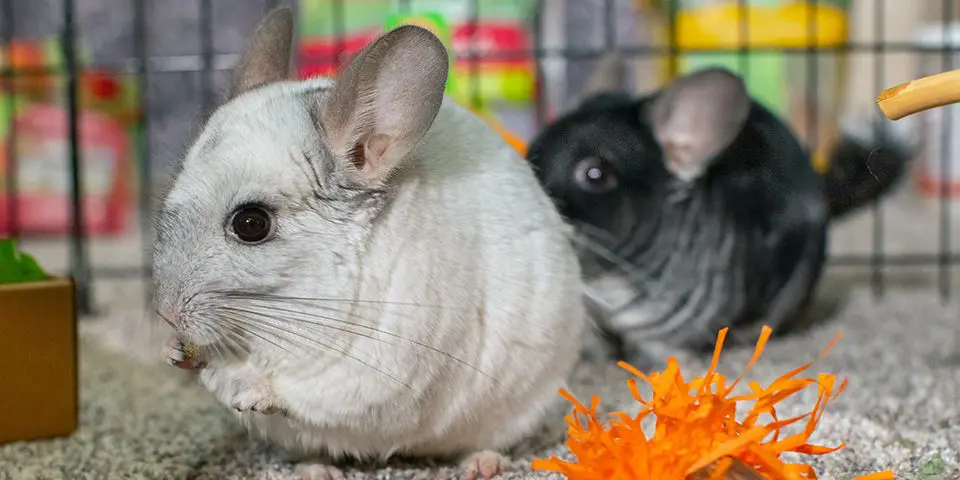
[582,53,629,98]
[558,54,632,116]
[649,67,750,183]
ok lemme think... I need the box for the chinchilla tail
[819,116,917,219]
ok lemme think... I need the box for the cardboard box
[0,277,78,443]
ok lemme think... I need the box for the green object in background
[0,239,48,285]
[681,52,787,118]
[300,0,393,37]
[299,0,539,108]
[674,1,848,120]
[0,93,28,193]
[916,453,946,479]
[0,93,10,139]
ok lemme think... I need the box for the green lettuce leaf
[0,238,50,285]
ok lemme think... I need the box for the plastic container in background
[913,23,960,199]
[0,39,63,101]
[673,0,848,173]
[0,37,140,237]
[0,104,131,237]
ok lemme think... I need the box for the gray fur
[229,7,295,99]
[150,9,585,474]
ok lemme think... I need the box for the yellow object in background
[670,1,848,174]
[674,2,847,49]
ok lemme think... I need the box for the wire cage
[1,0,958,316]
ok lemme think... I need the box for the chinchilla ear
[228,7,295,99]
[582,53,628,98]
[315,24,449,188]
[649,67,751,183]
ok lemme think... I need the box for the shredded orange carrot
[531,325,896,480]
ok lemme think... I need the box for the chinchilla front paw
[230,380,284,415]
[163,334,206,370]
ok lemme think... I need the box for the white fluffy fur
[154,72,585,463]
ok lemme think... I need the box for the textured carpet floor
[2,281,959,479]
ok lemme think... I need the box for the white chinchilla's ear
[650,67,751,182]
[316,25,449,187]
[228,7,295,99]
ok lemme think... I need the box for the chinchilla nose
[153,290,187,330]
[155,304,182,330]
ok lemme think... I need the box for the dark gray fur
[526,64,912,361]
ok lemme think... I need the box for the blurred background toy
[670,0,849,173]
[534,0,853,174]
[0,37,140,237]
[298,0,539,144]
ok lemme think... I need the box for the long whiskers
[173,288,501,388]
[218,304,388,346]
[565,225,672,321]
[208,290,444,326]
[569,234,658,290]
[213,290,444,309]
[214,307,412,389]
[569,220,621,245]
[220,306,379,368]
[217,297,496,382]
[215,310,299,356]
[200,313,254,358]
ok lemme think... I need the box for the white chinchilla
[152,7,585,480]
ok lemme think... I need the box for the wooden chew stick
[877,68,960,120]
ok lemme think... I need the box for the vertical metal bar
[288,0,301,72]
[736,0,748,77]
[532,0,546,128]
[940,0,954,302]
[666,0,679,80]
[62,0,92,314]
[133,0,153,304]
[871,0,886,297]
[603,0,616,50]
[468,0,480,110]
[1,0,17,239]
[332,0,345,69]
[602,0,616,97]
[806,0,819,200]
[199,0,214,115]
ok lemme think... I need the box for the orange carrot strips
[531,326,896,480]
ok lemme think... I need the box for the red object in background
[297,22,532,79]
[449,22,532,69]
[298,28,380,78]
[0,104,130,237]
[84,71,121,100]
[915,170,960,198]
[0,41,54,99]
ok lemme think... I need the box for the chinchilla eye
[230,205,274,244]
[573,157,619,193]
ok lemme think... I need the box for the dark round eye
[230,206,273,244]
[573,157,618,192]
